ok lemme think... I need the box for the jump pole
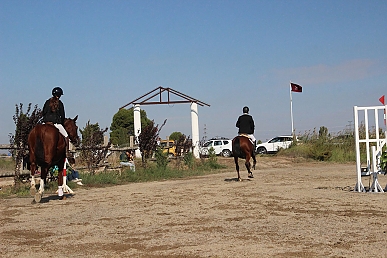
[62,158,73,194]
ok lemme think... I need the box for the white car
[255,136,295,154]
[200,138,233,157]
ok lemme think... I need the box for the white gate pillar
[133,104,142,157]
[191,102,200,158]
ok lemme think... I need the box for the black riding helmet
[243,106,249,114]
[52,87,64,97]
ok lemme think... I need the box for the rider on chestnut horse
[236,106,256,152]
[42,86,71,158]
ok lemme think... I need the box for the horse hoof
[238,178,242,182]
[30,187,37,196]
[248,173,254,178]
[34,193,42,203]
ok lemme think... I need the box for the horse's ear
[73,115,78,122]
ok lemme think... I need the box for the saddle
[239,134,254,144]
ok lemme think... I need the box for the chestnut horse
[28,116,79,202]
[232,135,256,181]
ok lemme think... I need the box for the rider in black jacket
[236,106,256,151]
[42,87,70,157]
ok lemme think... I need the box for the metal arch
[119,86,210,109]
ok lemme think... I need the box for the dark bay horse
[232,135,256,181]
[28,116,79,202]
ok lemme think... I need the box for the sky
[1,0,387,149]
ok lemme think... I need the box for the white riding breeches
[55,124,68,137]
[43,123,68,137]
[239,133,256,143]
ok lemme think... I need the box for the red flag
[291,83,302,93]
[381,95,386,125]
[379,95,385,105]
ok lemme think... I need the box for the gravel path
[1,161,386,257]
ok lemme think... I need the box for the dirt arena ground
[1,157,386,258]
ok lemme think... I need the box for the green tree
[319,126,329,140]
[80,121,104,145]
[110,127,129,146]
[169,131,183,141]
[110,108,152,146]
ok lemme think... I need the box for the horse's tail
[34,133,45,165]
[232,137,242,157]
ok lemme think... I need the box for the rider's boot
[65,137,71,158]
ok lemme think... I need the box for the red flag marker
[380,95,386,125]
[379,95,385,105]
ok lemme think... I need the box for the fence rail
[0,144,13,150]
[0,144,139,151]
[0,141,139,178]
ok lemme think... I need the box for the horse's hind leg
[245,156,254,178]
[251,153,257,170]
[34,178,45,203]
[34,167,48,203]
[30,162,37,196]
[234,156,241,181]
[245,162,253,178]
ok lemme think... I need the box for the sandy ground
[1,157,387,258]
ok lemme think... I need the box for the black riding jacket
[42,98,65,125]
[236,114,255,134]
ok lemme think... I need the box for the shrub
[280,127,357,162]
[154,147,168,170]
[183,152,195,169]
[205,147,222,169]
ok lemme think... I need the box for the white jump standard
[353,105,387,193]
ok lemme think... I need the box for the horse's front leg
[57,168,65,200]
[234,156,241,181]
[37,178,45,195]
[57,160,73,199]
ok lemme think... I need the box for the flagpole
[290,81,294,136]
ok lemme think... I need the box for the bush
[154,147,168,170]
[203,147,222,169]
[280,127,357,162]
[183,152,195,169]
